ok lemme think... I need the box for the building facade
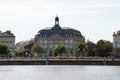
[113,30,120,57]
[86,40,95,56]
[24,39,34,53]
[34,16,85,56]
[0,30,15,54]
[16,39,34,51]
[113,30,120,48]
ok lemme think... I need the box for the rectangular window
[50,40,52,44]
[65,45,68,48]
[60,40,63,44]
[70,40,73,43]
[45,40,47,44]
[55,44,58,47]
[44,45,47,48]
[50,45,53,48]
[70,45,72,48]
[65,40,68,44]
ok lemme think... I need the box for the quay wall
[0,59,120,65]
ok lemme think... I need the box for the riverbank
[0,59,120,65]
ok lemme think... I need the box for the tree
[0,43,10,55]
[23,49,29,57]
[76,43,87,58]
[54,45,67,57]
[94,40,113,57]
[114,48,120,58]
[114,48,120,53]
[15,49,29,57]
[33,45,44,55]
[15,50,24,57]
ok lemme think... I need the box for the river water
[0,65,120,80]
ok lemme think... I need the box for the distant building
[113,30,120,57]
[16,39,34,52]
[113,30,120,48]
[86,40,95,56]
[0,30,15,54]
[16,41,29,51]
[24,40,34,53]
[34,16,85,56]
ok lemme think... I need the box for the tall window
[66,34,68,37]
[44,45,47,48]
[55,41,57,44]
[55,44,58,47]
[50,45,53,49]
[65,40,68,44]
[70,40,73,44]
[50,40,52,44]
[60,40,63,44]
[45,40,47,44]
[70,45,72,48]
[44,34,46,37]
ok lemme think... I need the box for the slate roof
[0,30,15,37]
[36,16,83,38]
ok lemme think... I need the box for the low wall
[0,59,120,65]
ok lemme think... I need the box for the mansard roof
[51,24,62,30]
[0,30,15,37]
[36,16,83,38]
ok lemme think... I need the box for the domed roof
[51,24,62,30]
[55,16,59,21]
[51,16,61,30]
[36,16,84,38]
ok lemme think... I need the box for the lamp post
[46,52,49,65]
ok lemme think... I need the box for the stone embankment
[0,59,120,65]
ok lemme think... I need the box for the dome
[55,16,59,21]
[51,24,62,30]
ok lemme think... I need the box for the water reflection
[0,65,120,80]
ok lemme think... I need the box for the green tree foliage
[15,49,29,57]
[94,40,113,57]
[23,49,29,57]
[114,48,120,53]
[114,48,120,57]
[0,44,10,55]
[15,50,24,57]
[76,43,87,57]
[33,45,44,54]
[54,45,67,56]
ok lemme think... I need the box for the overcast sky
[0,0,120,43]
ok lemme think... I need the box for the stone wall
[0,60,120,65]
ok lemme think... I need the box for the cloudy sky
[0,0,120,43]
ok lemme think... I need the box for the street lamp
[46,52,49,65]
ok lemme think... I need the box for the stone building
[0,30,15,54]
[24,40,34,53]
[113,30,120,57]
[34,16,85,56]
[113,30,120,48]
[16,39,34,51]
[86,40,95,56]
